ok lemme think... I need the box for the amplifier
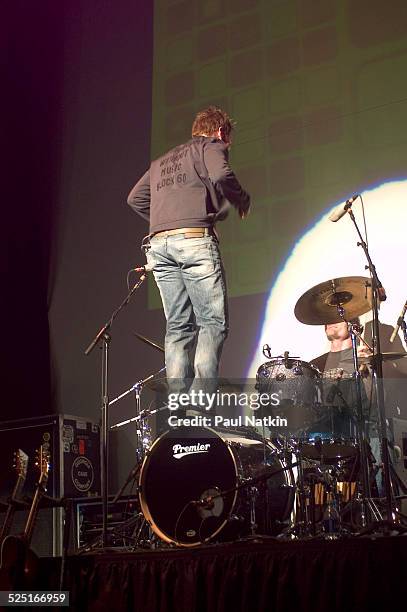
[0,414,100,556]
[74,495,139,551]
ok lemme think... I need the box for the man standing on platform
[127,106,250,409]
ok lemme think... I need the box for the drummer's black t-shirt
[311,348,354,377]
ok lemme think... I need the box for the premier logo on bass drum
[172,442,211,459]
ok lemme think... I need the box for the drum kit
[106,276,407,548]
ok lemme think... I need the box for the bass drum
[139,426,295,547]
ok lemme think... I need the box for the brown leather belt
[153,227,215,239]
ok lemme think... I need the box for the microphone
[328,194,360,222]
[389,300,407,343]
[192,496,214,509]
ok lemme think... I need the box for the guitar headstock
[13,449,29,481]
[34,446,50,490]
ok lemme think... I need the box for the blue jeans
[147,233,228,398]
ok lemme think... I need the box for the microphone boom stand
[84,272,147,549]
[346,209,395,526]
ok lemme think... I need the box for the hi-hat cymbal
[294,276,372,325]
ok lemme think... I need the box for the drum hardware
[248,485,260,536]
[358,351,407,364]
[344,207,398,529]
[272,439,321,539]
[328,316,378,527]
[294,276,373,326]
[189,461,299,540]
[292,443,314,538]
[389,298,407,345]
[133,331,165,354]
[114,331,165,462]
[109,367,166,413]
[262,344,273,359]
[84,269,147,549]
[296,459,361,538]
[110,367,166,466]
[321,484,341,538]
[194,468,291,542]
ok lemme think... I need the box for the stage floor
[37,534,407,612]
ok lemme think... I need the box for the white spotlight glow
[248,180,407,377]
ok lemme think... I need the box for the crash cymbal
[295,276,372,325]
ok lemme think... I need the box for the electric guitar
[0,449,29,547]
[0,446,50,590]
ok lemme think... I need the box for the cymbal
[145,378,168,392]
[217,378,246,394]
[134,332,164,353]
[294,276,372,325]
[359,352,407,364]
[144,378,246,395]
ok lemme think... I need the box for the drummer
[310,318,373,427]
[310,319,382,492]
[310,319,371,379]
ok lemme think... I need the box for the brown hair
[191,106,234,139]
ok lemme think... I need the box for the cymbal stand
[84,272,147,549]
[401,312,407,345]
[347,207,396,526]
[273,437,317,538]
[293,442,314,537]
[348,317,375,525]
[110,367,166,435]
[248,485,259,536]
[112,368,166,468]
[109,367,166,408]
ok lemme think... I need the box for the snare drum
[301,404,358,462]
[139,426,295,546]
[301,435,358,462]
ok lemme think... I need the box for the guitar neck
[0,476,24,543]
[23,479,47,545]
[0,451,28,545]
[0,507,14,546]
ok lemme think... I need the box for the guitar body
[0,535,40,591]
[0,535,27,590]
